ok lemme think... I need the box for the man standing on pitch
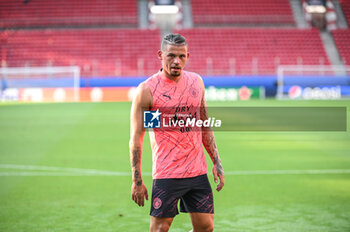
[129,33,224,232]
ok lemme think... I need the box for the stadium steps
[289,0,309,28]
[332,0,349,28]
[332,29,350,67]
[138,0,149,29]
[339,0,350,26]
[319,31,347,74]
[181,0,194,29]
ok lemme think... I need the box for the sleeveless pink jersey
[144,70,207,179]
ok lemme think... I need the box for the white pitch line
[0,164,132,176]
[225,169,350,175]
[0,171,149,176]
[0,172,100,176]
[1,164,350,176]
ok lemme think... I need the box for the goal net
[276,65,350,100]
[0,66,80,102]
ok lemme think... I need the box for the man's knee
[150,222,171,232]
[206,224,214,232]
[190,213,214,232]
[193,223,214,232]
[150,217,173,232]
[150,224,170,232]
[206,223,214,232]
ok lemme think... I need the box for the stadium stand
[0,0,138,28]
[191,0,295,25]
[332,29,350,65]
[175,28,330,75]
[0,0,342,77]
[339,0,350,25]
[2,27,331,76]
[1,29,160,77]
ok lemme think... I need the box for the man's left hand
[212,164,225,192]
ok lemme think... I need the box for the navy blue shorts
[150,174,214,218]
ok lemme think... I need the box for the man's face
[158,44,189,79]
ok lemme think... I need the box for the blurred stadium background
[0,0,350,231]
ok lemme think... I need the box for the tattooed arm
[129,82,152,206]
[199,79,225,192]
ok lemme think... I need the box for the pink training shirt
[144,70,207,179]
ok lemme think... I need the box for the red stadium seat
[2,27,331,76]
[332,29,350,65]
[0,0,138,28]
[175,28,330,75]
[2,29,160,77]
[191,0,295,25]
[339,0,350,25]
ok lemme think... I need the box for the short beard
[171,72,181,77]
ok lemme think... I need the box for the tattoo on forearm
[214,156,224,175]
[202,132,218,159]
[134,170,142,186]
[134,170,140,179]
[132,148,141,167]
[201,96,224,176]
[132,169,143,186]
[202,126,223,175]
[130,147,143,185]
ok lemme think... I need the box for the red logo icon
[288,85,302,99]
[238,86,252,100]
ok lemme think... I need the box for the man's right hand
[131,182,148,207]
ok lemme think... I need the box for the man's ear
[157,50,162,60]
[187,52,190,59]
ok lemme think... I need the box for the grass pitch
[0,100,350,232]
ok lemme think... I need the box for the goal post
[0,66,80,102]
[276,65,350,100]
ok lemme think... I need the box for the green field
[0,100,350,232]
